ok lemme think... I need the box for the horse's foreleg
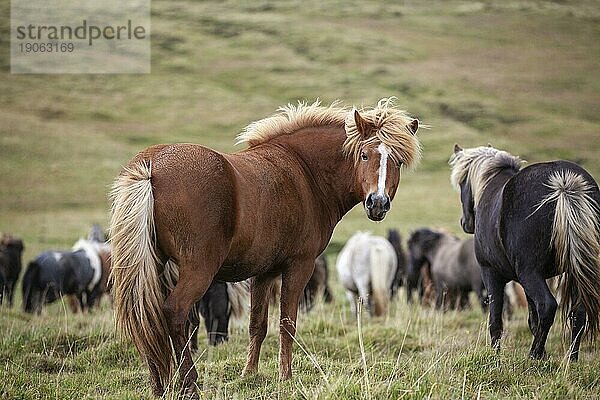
[242,274,275,376]
[569,303,586,361]
[519,273,557,359]
[76,292,87,313]
[8,281,16,307]
[67,295,80,313]
[481,267,507,351]
[434,280,445,311]
[477,283,488,312]
[279,260,314,380]
[163,268,215,399]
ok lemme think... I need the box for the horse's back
[501,160,599,277]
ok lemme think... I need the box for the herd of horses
[2,98,598,398]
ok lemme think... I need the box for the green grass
[1,0,599,398]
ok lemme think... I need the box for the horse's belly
[214,262,283,282]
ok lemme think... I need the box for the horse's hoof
[279,370,292,380]
[529,350,547,360]
[182,386,200,400]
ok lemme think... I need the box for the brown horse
[109,98,421,398]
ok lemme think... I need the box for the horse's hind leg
[519,273,557,359]
[242,273,276,376]
[569,303,586,361]
[434,281,447,311]
[163,265,217,398]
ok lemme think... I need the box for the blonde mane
[344,97,421,169]
[236,98,421,170]
[449,146,523,206]
[236,100,347,147]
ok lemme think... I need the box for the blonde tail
[109,161,173,386]
[226,281,250,322]
[370,246,390,317]
[542,170,600,340]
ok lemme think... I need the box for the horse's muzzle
[461,216,475,234]
[365,193,390,221]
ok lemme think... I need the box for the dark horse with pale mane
[109,98,420,398]
[450,145,600,361]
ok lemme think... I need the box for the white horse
[336,232,397,316]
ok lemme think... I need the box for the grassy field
[1,0,599,398]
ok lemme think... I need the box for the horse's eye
[397,161,403,169]
[361,152,368,161]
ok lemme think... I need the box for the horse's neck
[477,169,515,218]
[271,127,361,223]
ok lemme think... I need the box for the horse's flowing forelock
[449,146,523,206]
[344,97,421,169]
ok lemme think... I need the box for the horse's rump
[502,161,600,338]
[337,232,396,316]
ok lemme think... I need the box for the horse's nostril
[366,194,374,209]
[383,197,391,212]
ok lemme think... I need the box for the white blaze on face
[377,143,390,196]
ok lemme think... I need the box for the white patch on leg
[377,143,390,196]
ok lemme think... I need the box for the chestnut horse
[110,98,420,397]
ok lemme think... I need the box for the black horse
[386,229,407,300]
[299,253,333,312]
[450,144,600,360]
[188,280,249,348]
[22,239,111,314]
[0,235,25,307]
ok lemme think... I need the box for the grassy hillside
[1,1,599,398]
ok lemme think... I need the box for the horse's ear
[407,119,419,135]
[353,109,372,140]
[454,143,463,154]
